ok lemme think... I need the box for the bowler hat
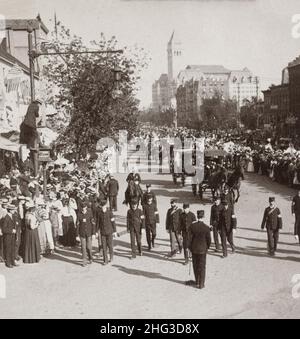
[183,203,190,209]
[269,197,275,203]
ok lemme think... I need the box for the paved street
[0,151,300,319]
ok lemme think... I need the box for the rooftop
[186,65,231,74]
[4,16,49,34]
[0,38,30,73]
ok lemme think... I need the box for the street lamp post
[27,28,123,197]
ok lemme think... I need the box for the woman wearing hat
[61,198,77,247]
[23,203,41,264]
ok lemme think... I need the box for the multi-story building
[262,67,290,135]
[175,65,259,126]
[288,56,300,133]
[0,16,49,134]
[228,68,260,109]
[2,16,49,71]
[152,74,171,112]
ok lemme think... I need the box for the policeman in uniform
[143,196,159,251]
[166,199,182,257]
[180,203,196,265]
[77,202,95,267]
[210,196,222,252]
[187,210,211,290]
[127,200,145,259]
[292,190,300,244]
[96,200,117,265]
[218,201,237,258]
[107,175,119,212]
[142,184,157,208]
[261,197,283,256]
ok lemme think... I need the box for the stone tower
[167,31,183,83]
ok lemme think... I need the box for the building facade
[175,65,259,126]
[262,84,289,134]
[0,16,49,134]
[288,57,300,133]
[152,74,170,112]
[2,16,49,71]
[228,68,260,109]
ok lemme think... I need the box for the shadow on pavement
[235,246,300,263]
[112,265,184,285]
[236,235,300,247]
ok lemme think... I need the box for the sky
[1,0,300,107]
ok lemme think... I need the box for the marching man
[166,199,183,258]
[143,196,159,251]
[180,203,196,265]
[187,210,211,290]
[96,200,117,265]
[218,200,237,258]
[127,200,145,259]
[292,190,300,245]
[261,197,283,256]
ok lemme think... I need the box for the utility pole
[28,29,40,197]
[255,76,259,100]
[237,82,241,127]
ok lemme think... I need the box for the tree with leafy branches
[42,22,149,159]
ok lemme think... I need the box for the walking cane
[188,257,191,276]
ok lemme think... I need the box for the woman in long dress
[23,204,41,264]
[61,198,77,247]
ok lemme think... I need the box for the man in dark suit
[1,205,18,268]
[261,197,283,256]
[218,201,237,258]
[127,200,145,259]
[143,196,159,251]
[142,184,157,208]
[292,190,300,245]
[166,199,182,257]
[0,199,8,263]
[180,203,196,265]
[96,200,117,265]
[187,210,211,290]
[77,203,95,267]
[107,175,119,212]
[221,186,235,211]
[210,196,222,253]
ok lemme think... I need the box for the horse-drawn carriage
[169,145,197,187]
[197,149,229,200]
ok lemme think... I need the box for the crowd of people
[0,125,300,290]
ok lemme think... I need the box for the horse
[227,164,244,203]
[124,173,143,206]
[207,168,227,199]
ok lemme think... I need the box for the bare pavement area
[0,171,300,319]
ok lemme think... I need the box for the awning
[0,136,20,152]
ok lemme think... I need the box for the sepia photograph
[0,0,300,321]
